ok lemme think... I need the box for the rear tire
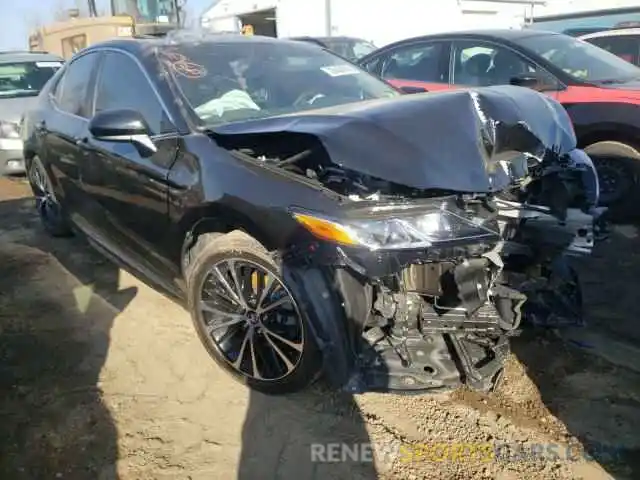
[26,156,73,237]
[584,141,640,222]
[185,230,323,395]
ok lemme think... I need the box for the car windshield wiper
[595,77,640,85]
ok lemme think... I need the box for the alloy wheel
[198,258,305,381]
[29,160,60,222]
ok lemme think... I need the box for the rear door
[80,49,180,279]
[361,40,452,92]
[43,51,102,216]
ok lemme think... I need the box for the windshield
[112,0,177,24]
[515,33,640,83]
[0,60,63,98]
[159,41,399,127]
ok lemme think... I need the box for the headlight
[0,120,20,139]
[291,206,499,251]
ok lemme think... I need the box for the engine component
[401,262,455,296]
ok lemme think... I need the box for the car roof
[580,28,640,40]
[295,36,370,42]
[379,28,562,46]
[288,36,328,45]
[82,33,314,57]
[0,51,64,64]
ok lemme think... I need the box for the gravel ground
[1,176,639,479]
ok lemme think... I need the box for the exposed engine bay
[208,85,605,394]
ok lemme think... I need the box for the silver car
[0,51,64,175]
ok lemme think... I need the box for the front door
[80,50,180,280]
[43,51,102,219]
[362,40,452,92]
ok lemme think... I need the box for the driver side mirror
[398,85,428,94]
[509,73,542,90]
[88,109,157,155]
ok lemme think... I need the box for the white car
[580,28,640,67]
[0,51,64,176]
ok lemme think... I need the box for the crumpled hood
[211,85,577,193]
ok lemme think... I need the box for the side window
[49,70,65,102]
[381,42,446,83]
[588,36,640,65]
[452,40,557,89]
[352,41,376,60]
[56,53,100,117]
[94,52,174,136]
[360,56,382,76]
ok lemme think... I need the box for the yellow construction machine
[28,1,186,59]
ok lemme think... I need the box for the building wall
[533,0,640,17]
[200,0,640,46]
[276,0,328,37]
[201,0,521,45]
[529,0,640,34]
[328,0,467,46]
[203,0,278,18]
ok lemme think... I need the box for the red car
[359,29,640,218]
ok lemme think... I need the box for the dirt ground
[1,175,640,480]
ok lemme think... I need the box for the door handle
[36,120,46,132]
[75,137,88,146]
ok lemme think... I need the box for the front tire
[26,156,73,237]
[584,141,640,221]
[185,230,322,395]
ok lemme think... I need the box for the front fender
[281,265,357,390]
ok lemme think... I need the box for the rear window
[0,59,64,98]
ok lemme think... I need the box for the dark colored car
[22,33,600,395]
[288,36,377,62]
[0,51,63,175]
[358,29,640,218]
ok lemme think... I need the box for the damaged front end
[209,85,602,394]
[495,141,606,328]
[285,197,521,393]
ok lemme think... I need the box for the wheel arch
[23,146,37,162]
[178,205,359,390]
[178,204,280,277]
[576,122,640,151]
[23,140,39,174]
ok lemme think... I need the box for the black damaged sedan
[22,33,603,395]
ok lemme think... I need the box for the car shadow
[0,184,381,479]
[0,195,137,479]
[511,224,640,479]
[239,383,382,479]
[238,269,386,479]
